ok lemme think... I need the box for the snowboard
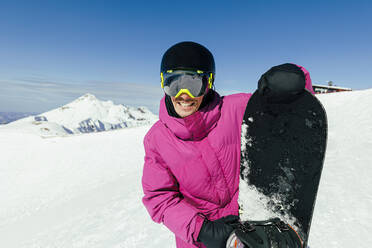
[239,89,327,247]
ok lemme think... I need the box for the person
[141,41,314,248]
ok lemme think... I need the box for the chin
[177,109,197,118]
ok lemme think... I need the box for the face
[171,93,204,118]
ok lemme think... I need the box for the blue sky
[0,0,371,113]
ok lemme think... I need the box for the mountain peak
[69,93,100,106]
[3,94,158,137]
[77,93,98,101]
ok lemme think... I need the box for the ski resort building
[312,81,352,94]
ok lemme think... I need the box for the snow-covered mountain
[2,93,158,137]
[0,112,36,124]
[0,89,371,248]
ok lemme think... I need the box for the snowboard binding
[227,218,303,248]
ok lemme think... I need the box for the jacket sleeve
[141,134,205,245]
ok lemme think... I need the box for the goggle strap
[160,72,164,88]
[208,73,213,89]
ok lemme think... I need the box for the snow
[0,112,36,124]
[0,89,372,247]
[3,93,158,137]
[238,180,300,231]
[309,89,372,247]
[0,127,174,248]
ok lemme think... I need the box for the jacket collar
[159,90,222,141]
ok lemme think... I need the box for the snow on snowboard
[237,66,327,247]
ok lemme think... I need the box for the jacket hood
[159,90,222,141]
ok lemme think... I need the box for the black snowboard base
[239,90,327,246]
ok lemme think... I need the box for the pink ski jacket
[142,91,251,247]
[142,65,314,248]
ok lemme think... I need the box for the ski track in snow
[0,89,372,247]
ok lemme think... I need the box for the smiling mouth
[177,101,196,108]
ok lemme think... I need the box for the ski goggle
[160,69,214,98]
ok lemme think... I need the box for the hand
[234,219,302,248]
[197,215,239,248]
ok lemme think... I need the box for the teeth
[179,102,194,107]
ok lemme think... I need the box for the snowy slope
[309,89,372,247]
[0,89,371,247]
[0,127,174,248]
[2,93,158,137]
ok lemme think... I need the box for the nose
[176,93,193,101]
